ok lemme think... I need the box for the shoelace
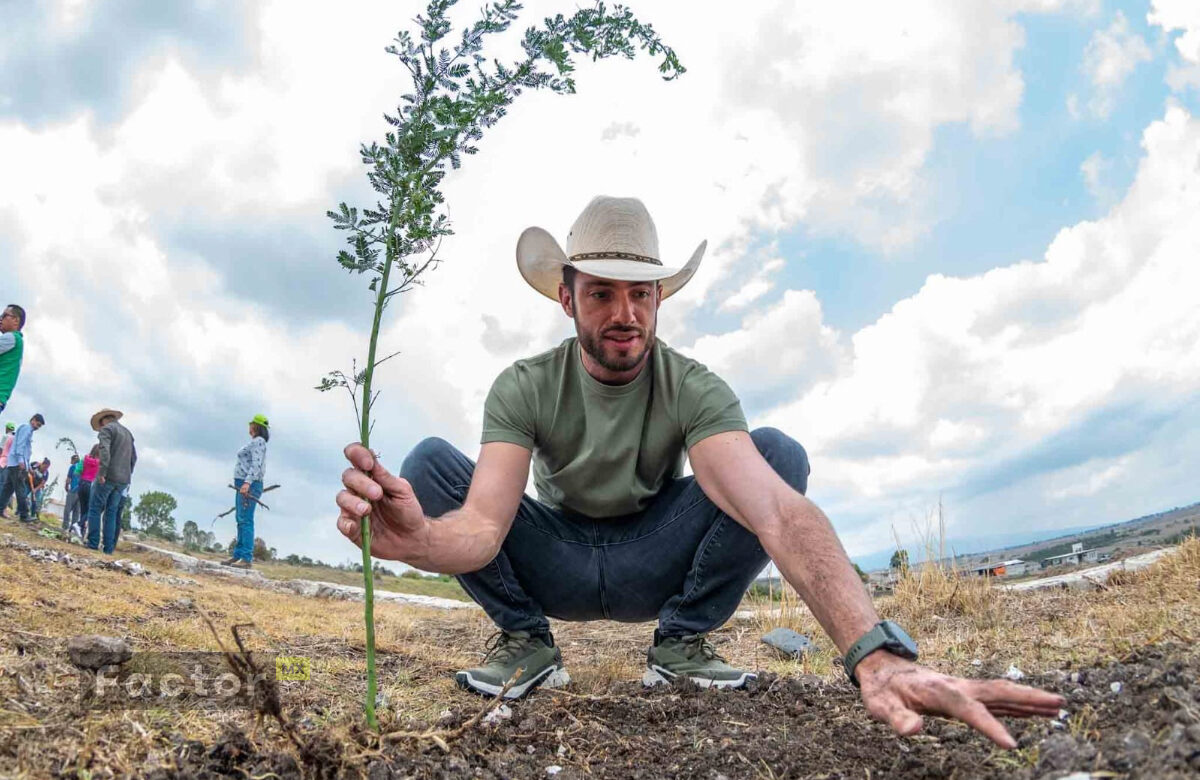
[680,634,726,662]
[481,631,531,665]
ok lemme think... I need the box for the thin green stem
[357,218,398,732]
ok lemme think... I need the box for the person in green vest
[0,304,26,417]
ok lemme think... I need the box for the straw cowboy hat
[90,408,123,431]
[516,196,706,301]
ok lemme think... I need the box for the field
[1,518,1198,779]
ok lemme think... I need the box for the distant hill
[848,500,1200,572]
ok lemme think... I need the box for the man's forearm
[401,507,504,575]
[757,494,880,653]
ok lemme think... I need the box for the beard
[577,320,655,374]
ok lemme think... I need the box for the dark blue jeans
[0,465,31,521]
[86,480,127,554]
[401,427,810,638]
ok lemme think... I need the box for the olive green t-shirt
[482,338,748,518]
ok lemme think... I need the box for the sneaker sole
[456,665,571,700]
[642,665,755,690]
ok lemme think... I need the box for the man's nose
[614,292,636,323]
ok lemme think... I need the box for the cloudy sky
[2,0,1197,568]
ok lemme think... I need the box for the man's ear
[557,282,575,318]
[656,281,664,310]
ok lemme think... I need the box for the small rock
[1069,671,1080,683]
[527,745,536,755]
[1110,681,1122,693]
[545,766,562,776]
[970,658,982,667]
[67,635,132,669]
[1004,664,1024,681]
[761,628,817,659]
[556,744,567,757]
[482,704,512,725]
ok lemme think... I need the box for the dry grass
[1,518,1198,776]
[751,535,1200,678]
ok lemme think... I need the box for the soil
[135,644,1199,780]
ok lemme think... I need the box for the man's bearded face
[566,274,660,376]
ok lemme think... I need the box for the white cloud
[1080,150,1116,207]
[1150,0,1200,95]
[1078,11,1153,118]
[1149,0,1200,64]
[0,0,1159,564]
[757,106,1200,548]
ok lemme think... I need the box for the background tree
[252,537,274,562]
[318,0,683,729]
[55,437,77,457]
[181,520,203,551]
[890,548,910,572]
[133,491,178,541]
[852,562,869,583]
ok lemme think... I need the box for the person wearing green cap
[224,415,270,568]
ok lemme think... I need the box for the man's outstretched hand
[855,651,1065,748]
[336,443,431,564]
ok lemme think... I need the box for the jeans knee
[401,437,455,480]
[750,427,811,495]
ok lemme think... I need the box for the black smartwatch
[842,620,918,687]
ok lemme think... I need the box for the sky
[1,0,1198,569]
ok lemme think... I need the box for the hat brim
[517,226,705,302]
[90,409,123,431]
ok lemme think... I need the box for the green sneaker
[455,630,570,699]
[643,632,755,689]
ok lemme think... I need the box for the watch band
[843,621,918,687]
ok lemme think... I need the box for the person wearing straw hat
[335,196,1063,747]
[222,414,269,569]
[85,408,136,554]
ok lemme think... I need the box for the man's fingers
[864,690,924,737]
[336,511,361,545]
[336,488,372,518]
[343,442,376,472]
[889,707,924,737]
[343,442,412,499]
[342,468,383,502]
[940,691,1017,749]
[969,680,1065,713]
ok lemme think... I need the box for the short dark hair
[251,422,270,443]
[31,413,45,425]
[561,265,577,293]
[5,304,26,329]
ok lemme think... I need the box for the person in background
[113,484,131,545]
[0,304,26,417]
[75,445,100,537]
[0,413,44,523]
[223,414,269,569]
[86,408,136,554]
[63,454,83,534]
[0,422,14,515]
[30,457,49,519]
